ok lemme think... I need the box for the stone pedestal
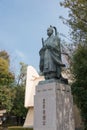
[34,80,75,130]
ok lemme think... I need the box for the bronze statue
[39,26,68,83]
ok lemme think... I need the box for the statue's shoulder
[53,34,60,41]
[44,37,49,43]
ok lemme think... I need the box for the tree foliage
[0,85,16,112]
[0,50,14,86]
[0,50,15,112]
[17,62,27,86]
[0,50,10,63]
[11,86,27,117]
[60,0,87,44]
[72,45,87,82]
[0,50,28,126]
[60,0,87,129]
[71,45,87,129]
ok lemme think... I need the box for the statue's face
[47,28,53,36]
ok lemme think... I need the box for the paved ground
[0,127,8,130]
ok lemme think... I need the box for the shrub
[8,126,33,130]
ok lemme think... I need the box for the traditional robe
[39,34,64,79]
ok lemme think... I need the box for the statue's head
[47,26,53,37]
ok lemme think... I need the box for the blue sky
[0,0,69,73]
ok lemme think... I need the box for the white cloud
[15,49,26,59]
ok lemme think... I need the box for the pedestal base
[34,80,75,130]
[23,107,33,128]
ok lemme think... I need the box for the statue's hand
[46,45,52,50]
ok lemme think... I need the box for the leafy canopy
[60,0,87,129]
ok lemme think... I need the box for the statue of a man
[39,26,65,80]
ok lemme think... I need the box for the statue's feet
[45,72,57,80]
[60,76,68,84]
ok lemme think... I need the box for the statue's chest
[44,38,55,46]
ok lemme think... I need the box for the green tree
[0,50,15,122]
[0,50,28,126]
[10,62,28,125]
[0,50,14,86]
[17,62,27,86]
[71,45,87,129]
[60,1,87,129]
[11,86,27,125]
[0,85,16,112]
[0,50,10,63]
[60,0,87,44]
